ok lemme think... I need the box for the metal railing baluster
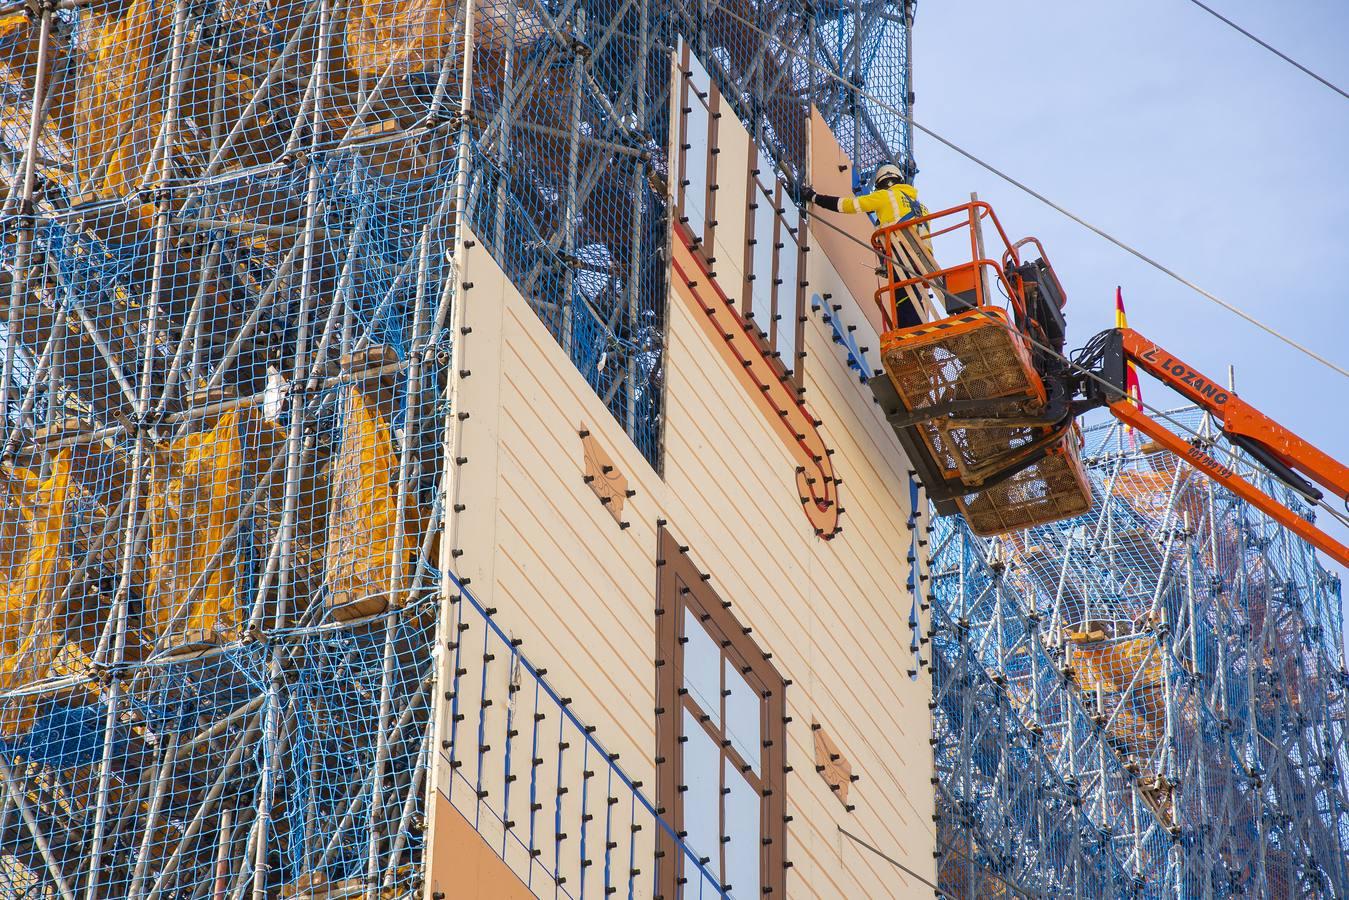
[433,573,727,898]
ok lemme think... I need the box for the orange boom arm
[1090,328,1349,567]
[1118,329,1349,503]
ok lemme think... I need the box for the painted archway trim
[670,221,842,539]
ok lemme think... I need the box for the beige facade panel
[426,50,935,896]
[429,197,936,894]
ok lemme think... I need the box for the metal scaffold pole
[928,407,1349,897]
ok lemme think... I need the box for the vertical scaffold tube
[428,0,477,886]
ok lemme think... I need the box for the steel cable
[708,3,1349,380]
[1181,0,1349,102]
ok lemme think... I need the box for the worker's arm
[804,187,886,216]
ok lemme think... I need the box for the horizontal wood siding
[442,95,935,896]
[444,232,937,897]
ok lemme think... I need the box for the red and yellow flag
[1115,287,1143,433]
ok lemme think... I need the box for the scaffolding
[0,0,913,897]
[5,0,1345,894]
[929,408,1349,898]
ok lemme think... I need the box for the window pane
[684,607,722,726]
[683,95,710,239]
[776,232,799,372]
[724,659,761,775]
[780,199,799,239]
[682,708,722,881]
[750,182,776,333]
[724,763,762,898]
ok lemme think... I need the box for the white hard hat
[875,163,904,186]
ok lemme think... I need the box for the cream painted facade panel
[430,195,936,896]
[428,53,934,895]
[704,102,753,287]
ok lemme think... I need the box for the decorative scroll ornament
[671,223,841,538]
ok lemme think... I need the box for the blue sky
[911,0,1349,646]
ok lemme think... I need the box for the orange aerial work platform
[866,200,1349,565]
[867,201,1092,536]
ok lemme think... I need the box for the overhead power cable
[707,4,1349,381]
[837,828,962,898]
[1182,0,1349,102]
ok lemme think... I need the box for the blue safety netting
[0,0,916,895]
[929,408,1349,898]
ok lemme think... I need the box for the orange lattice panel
[880,308,1044,479]
[958,432,1093,536]
[880,309,1044,425]
[879,307,1092,535]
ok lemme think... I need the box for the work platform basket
[868,202,1092,535]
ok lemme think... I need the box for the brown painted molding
[671,221,842,539]
[655,525,788,898]
[812,722,854,808]
[579,423,628,524]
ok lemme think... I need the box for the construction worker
[802,163,925,227]
[804,164,945,323]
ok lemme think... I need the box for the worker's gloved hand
[801,185,816,204]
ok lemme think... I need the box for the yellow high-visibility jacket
[816,183,933,262]
[832,183,926,226]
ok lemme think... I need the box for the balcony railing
[437,574,727,898]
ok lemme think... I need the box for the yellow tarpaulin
[345,0,546,77]
[0,10,80,160]
[142,405,285,647]
[1109,684,1166,751]
[0,455,81,736]
[1111,469,1206,532]
[324,381,426,616]
[1069,635,1166,751]
[347,0,460,77]
[1070,635,1162,695]
[0,375,428,728]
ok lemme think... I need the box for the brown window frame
[655,526,787,898]
[676,43,719,254]
[742,147,807,394]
